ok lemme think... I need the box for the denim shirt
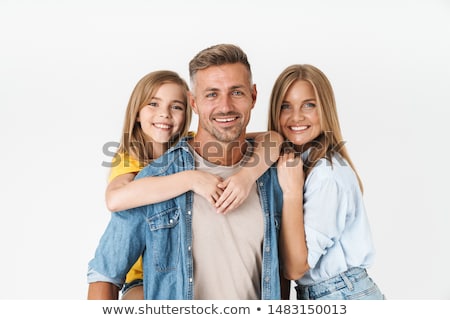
[87,137,283,300]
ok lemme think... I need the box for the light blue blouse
[298,150,376,285]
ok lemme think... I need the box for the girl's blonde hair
[268,64,363,192]
[117,70,191,166]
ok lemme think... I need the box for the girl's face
[278,80,321,147]
[138,82,186,144]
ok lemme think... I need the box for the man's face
[190,63,257,143]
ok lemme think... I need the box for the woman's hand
[277,151,305,196]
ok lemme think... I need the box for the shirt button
[265,246,270,252]
[187,211,192,215]
[189,278,193,282]
[188,246,192,251]
[169,219,173,224]
[259,182,264,187]
[265,276,270,282]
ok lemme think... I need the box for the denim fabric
[88,137,283,300]
[295,267,385,300]
[121,279,143,296]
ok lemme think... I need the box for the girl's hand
[277,152,305,196]
[191,171,224,206]
[215,170,254,214]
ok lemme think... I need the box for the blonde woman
[270,64,384,300]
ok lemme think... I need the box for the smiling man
[87,44,284,300]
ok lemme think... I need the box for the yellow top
[108,153,144,182]
[108,152,144,284]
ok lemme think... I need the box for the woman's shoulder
[307,153,358,189]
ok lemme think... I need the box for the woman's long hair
[268,64,363,192]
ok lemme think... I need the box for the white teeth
[290,125,308,131]
[215,117,236,123]
[154,123,171,129]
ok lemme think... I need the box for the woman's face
[278,80,321,146]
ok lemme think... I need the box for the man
[87,44,283,299]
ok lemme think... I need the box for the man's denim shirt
[88,137,283,299]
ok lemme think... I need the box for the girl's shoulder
[108,152,144,182]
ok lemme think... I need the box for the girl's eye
[172,104,185,111]
[280,103,290,110]
[148,102,158,107]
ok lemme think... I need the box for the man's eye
[231,90,243,96]
[206,92,217,98]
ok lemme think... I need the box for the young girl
[270,64,384,300]
[106,70,282,299]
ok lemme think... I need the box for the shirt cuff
[87,266,123,288]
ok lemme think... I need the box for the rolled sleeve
[87,208,146,288]
[87,266,123,288]
[303,176,349,268]
[304,225,334,268]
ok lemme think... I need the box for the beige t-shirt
[192,149,264,300]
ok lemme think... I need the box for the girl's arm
[277,152,309,280]
[106,170,223,212]
[215,130,283,214]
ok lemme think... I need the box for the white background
[0,0,449,299]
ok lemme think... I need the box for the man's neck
[189,135,248,166]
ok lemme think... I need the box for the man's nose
[217,95,233,113]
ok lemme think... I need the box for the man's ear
[251,84,257,109]
[188,92,199,114]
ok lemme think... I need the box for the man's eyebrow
[203,87,220,92]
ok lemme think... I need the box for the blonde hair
[117,70,191,166]
[268,64,363,192]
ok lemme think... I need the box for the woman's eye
[304,102,316,109]
[148,102,158,107]
[280,103,290,110]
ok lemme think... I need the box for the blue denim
[121,279,143,296]
[88,137,283,300]
[295,267,385,300]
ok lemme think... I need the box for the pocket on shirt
[147,206,181,272]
